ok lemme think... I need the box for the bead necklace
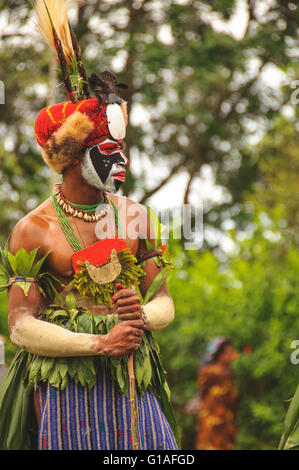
[52,194,122,253]
[53,182,110,223]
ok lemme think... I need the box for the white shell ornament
[106,103,126,140]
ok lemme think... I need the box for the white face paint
[81,139,129,194]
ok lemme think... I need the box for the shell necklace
[53,182,110,223]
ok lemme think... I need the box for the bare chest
[42,210,139,283]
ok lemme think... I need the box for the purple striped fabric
[37,365,178,450]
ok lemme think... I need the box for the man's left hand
[112,284,143,322]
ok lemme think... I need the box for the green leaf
[15,248,37,276]
[0,270,8,282]
[7,252,16,274]
[40,357,55,381]
[80,358,96,390]
[40,276,63,303]
[77,312,93,333]
[0,348,36,450]
[48,310,69,323]
[65,291,78,311]
[69,309,80,327]
[0,248,14,276]
[145,238,154,252]
[30,252,50,278]
[77,364,86,387]
[279,385,299,450]
[135,355,145,389]
[163,380,171,401]
[142,266,173,304]
[159,382,181,449]
[142,354,152,390]
[81,357,96,375]
[27,248,39,270]
[23,282,33,297]
[48,367,61,389]
[116,363,126,393]
[15,281,27,296]
[68,358,79,379]
[28,356,42,386]
[147,206,162,249]
[56,359,69,380]
[84,368,96,390]
[60,373,68,391]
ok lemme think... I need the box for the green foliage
[279,385,299,450]
[249,116,299,248]
[0,291,15,364]
[0,1,298,247]
[0,247,62,300]
[71,248,144,304]
[21,292,169,400]
[0,0,298,451]
[154,232,299,450]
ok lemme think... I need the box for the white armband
[10,312,105,357]
[142,295,175,331]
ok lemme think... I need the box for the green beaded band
[65,198,104,213]
[109,200,123,238]
[52,194,122,253]
[52,194,82,252]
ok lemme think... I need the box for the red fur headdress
[31,1,128,174]
[35,98,110,174]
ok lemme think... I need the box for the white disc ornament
[106,103,126,140]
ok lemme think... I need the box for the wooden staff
[115,283,139,450]
[128,352,139,450]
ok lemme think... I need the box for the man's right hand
[97,320,145,358]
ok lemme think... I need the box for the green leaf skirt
[0,303,180,450]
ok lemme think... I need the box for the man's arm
[8,217,144,358]
[112,260,174,331]
[112,204,175,331]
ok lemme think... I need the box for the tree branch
[183,172,194,205]
[139,157,188,204]
[0,33,30,39]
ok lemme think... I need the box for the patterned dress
[36,363,178,450]
[196,364,238,450]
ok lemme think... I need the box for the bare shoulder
[109,193,151,238]
[109,193,146,215]
[9,198,53,255]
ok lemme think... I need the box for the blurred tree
[248,113,299,249]
[156,228,299,449]
[0,1,298,450]
[0,0,298,247]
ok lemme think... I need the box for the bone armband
[142,294,175,331]
[10,312,105,357]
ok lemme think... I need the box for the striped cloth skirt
[36,365,178,450]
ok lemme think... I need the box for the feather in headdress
[30,0,75,61]
[30,0,89,101]
[30,0,128,107]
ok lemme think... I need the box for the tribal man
[0,0,179,450]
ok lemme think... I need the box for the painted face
[81,138,129,193]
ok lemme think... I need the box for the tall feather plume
[30,0,91,101]
[30,0,75,62]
